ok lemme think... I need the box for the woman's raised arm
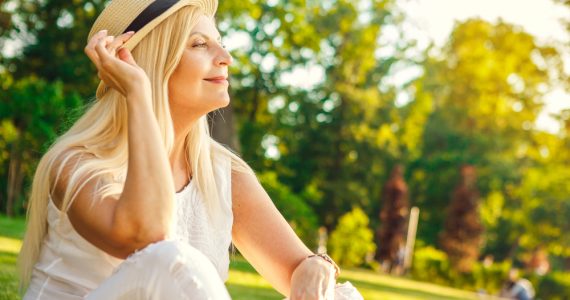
[51,30,177,259]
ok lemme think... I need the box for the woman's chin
[216,96,231,108]
[203,98,230,115]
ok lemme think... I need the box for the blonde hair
[17,6,253,292]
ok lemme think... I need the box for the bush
[412,246,512,294]
[412,246,451,286]
[258,171,319,249]
[470,260,512,294]
[328,207,376,267]
[411,246,570,298]
[537,271,570,300]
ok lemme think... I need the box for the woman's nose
[215,46,233,67]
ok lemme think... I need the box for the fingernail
[126,31,135,35]
[100,29,108,34]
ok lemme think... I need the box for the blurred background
[1,0,569,299]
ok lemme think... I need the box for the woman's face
[168,15,232,118]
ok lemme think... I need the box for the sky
[398,0,570,133]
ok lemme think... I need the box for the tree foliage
[409,19,567,263]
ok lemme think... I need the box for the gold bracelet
[308,253,340,279]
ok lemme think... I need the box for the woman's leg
[85,240,231,300]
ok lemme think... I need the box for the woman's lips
[204,76,229,84]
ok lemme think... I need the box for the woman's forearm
[114,89,175,244]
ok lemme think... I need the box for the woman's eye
[192,42,207,48]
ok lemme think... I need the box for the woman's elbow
[108,222,170,259]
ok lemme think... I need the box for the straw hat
[87,0,218,98]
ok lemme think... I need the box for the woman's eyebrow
[189,32,222,42]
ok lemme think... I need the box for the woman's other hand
[84,30,151,97]
[289,256,336,300]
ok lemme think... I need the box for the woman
[17,0,362,299]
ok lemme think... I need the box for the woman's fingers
[86,29,137,68]
[84,30,108,69]
[95,31,140,69]
[94,36,116,70]
[106,31,135,56]
[117,47,136,66]
[84,29,146,96]
[107,31,135,50]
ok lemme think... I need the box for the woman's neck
[170,120,195,190]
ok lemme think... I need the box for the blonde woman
[17,0,362,299]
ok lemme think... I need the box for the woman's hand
[289,256,336,300]
[84,29,151,97]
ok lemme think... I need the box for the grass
[0,214,495,300]
[0,215,25,300]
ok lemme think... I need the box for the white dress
[24,156,233,299]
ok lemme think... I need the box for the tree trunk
[7,138,23,217]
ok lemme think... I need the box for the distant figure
[499,269,535,300]
[482,255,494,268]
[317,226,329,254]
[376,165,409,275]
[526,246,550,276]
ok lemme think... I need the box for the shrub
[412,246,511,293]
[328,207,376,267]
[536,271,570,300]
[258,171,319,249]
[411,246,451,286]
[470,260,512,294]
[411,246,570,299]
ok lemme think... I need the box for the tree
[375,164,409,273]
[440,165,484,273]
[410,18,563,253]
[218,0,412,228]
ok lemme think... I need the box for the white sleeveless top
[25,156,233,299]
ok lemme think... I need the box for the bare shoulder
[231,169,264,206]
[50,148,98,209]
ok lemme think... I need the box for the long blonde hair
[17,6,252,292]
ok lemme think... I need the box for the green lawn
[0,215,495,300]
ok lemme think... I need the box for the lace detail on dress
[171,156,233,282]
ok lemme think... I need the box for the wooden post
[403,207,420,271]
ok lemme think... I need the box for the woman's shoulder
[49,147,102,210]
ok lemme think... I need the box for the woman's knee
[128,240,211,272]
[93,240,229,300]
[136,240,228,298]
[131,240,186,267]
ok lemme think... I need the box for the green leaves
[0,76,82,215]
[410,18,568,261]
[329,207,376,267]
